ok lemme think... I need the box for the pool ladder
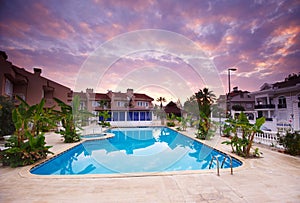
[209,155,233,176]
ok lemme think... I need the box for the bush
[1,134,52,167]
[166,121,175,127]
[279,131,300,156]
[0,98,53,167]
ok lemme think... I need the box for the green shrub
[279,131,300,156]
[166,121,175,127]
[1,134,52,167]
[0,97,53,167]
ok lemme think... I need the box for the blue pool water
[31,127,242,175]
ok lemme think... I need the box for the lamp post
[227,68,237,117]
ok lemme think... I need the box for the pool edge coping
[20,127,247,179]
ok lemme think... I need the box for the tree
[183,95,199,119]
[195,88,216,139]
[98,100,110,109]
[156,97,166,109]
[54,98,81,143]
[0,96,15,137]
[156,97,167,125]
[232,105,245,111]
[195,88,216,117]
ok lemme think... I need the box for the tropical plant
[194,88,216,139]
[156,97,166,109]
[166,113,176,127]
[176,115,191,131]
[195,88,216,117]
[0,97,53,167]
[194,112,216,139]
[0,96,15,137]
[221,112,265,157]
[98,110,111,127]
[53,98,81,143]
[279,131,300,155]
[156,97,167,125]
[72,95,92,127]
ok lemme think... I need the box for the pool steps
[209,155,233,176]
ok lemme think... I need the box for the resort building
[228,87,255,120]
[228,87,255,111]
[0,51,72,109]
[74,88,154,125]
[250,74,300,131]
[216,87,254,119]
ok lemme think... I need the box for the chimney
[127,88,134,97]
[34,68,42,76]
[86,88,94,94]
[0,51,8,61]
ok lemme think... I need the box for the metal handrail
[209,156,220,176]
[221,155,233,175]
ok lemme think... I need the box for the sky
[1,0,299,104]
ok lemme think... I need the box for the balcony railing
[254,104,275,109]
[277,104,287,109]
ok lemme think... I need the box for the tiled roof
[164,101,182,115]
[134,93,154,101]
[95,93,110,100]
[273,74,300,89]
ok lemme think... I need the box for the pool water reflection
[31,127,242,175]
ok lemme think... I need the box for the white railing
[237,130,284,149]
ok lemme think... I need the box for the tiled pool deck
[0,128,299,202]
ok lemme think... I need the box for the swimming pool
[30,127,242,175]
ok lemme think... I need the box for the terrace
[0,127,299,202]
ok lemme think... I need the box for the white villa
[250,74,300,132]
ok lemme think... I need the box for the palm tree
[156,97,166,109]
[195,88,216,117]
[195,88,216,139]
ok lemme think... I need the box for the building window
[127,112,133,121]
[119,112,125,121]
[113,112,119,121]
[117,101,125,107]
[134,112,139,121]
[278,96,287,108]
[140,112,145,121]
[92,101,99,107]
[80,102,85,110]
[137,101,149,107]
[5,78,13,97]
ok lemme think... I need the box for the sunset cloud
[0,0,299,101]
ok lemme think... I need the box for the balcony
[278,104,287,109]
[254,104,275,109]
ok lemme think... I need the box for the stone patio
[0,128,299,202]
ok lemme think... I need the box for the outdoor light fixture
[227,68,237,117]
